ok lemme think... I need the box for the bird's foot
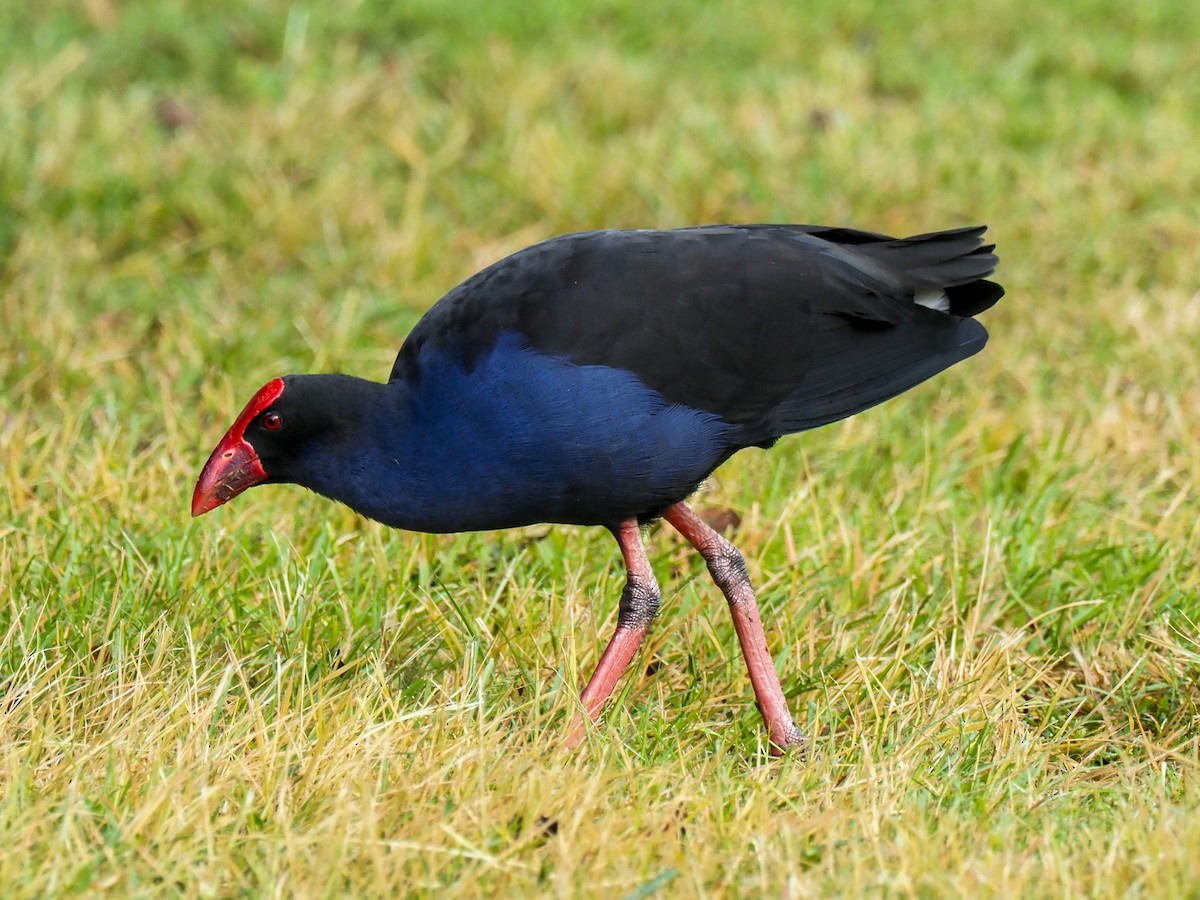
[767,719,808,758]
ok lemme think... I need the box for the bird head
[192,373,391,519]
[192,377,288,516]
[193,375,352,516]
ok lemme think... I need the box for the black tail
[874,225,1004,317]
[767,225,1002,437]
[946,278,1004,318]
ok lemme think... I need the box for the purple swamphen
[193,224,1003,754]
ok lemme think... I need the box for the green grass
[3,0,1200,895]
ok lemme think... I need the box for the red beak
[191,434,267,516]
[192,378,285,517]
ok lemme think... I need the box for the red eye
[262,412,282,431]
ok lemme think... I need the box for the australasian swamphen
[193,224,1003,754]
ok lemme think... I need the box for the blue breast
[342,333,739,532]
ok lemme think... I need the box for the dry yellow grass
[2,0,1199,896]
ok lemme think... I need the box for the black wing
[390,225,1002,436]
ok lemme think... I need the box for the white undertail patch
[915,289,950,313]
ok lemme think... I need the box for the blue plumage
[300,333,738,532]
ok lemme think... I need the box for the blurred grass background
[2,0,1199,896]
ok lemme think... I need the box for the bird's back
[392,224,1001,444]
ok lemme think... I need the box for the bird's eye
[262,412,282,431]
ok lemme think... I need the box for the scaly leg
[663,501,805,755]
[565,518,660,749]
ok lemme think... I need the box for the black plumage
[393,224,1000,438]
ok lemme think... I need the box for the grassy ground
[3,0,1199,895]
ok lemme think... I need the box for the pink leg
[663,502,805,755]
[565,518,660,749]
